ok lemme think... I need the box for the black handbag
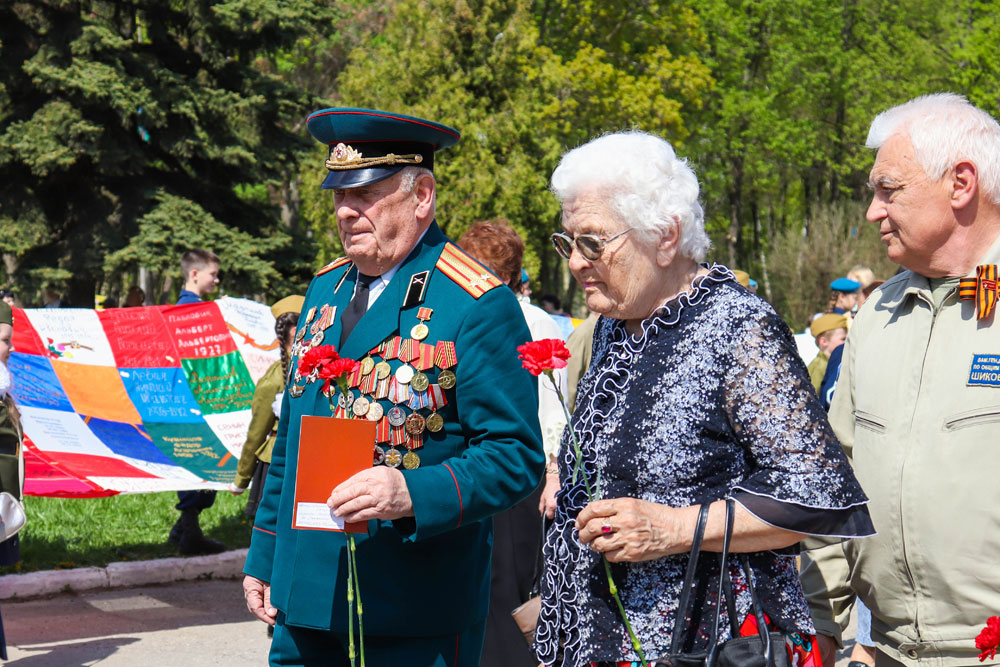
[654,499,790,667]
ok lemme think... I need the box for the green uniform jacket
[243,222,544,635]
[800,235,1000,665]
[0,399,20,499]
[234,360,283,488]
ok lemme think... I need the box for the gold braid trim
[325,149,424,171]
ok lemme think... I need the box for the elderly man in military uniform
[801,93,1000,666]
[241,108,544,666]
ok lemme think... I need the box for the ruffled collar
[608,263,735,351]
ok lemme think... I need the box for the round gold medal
[402,451,421,470]
[374,361,391,380]
[410,323,429,340]
[384,447,402,468]
[425,412,444,432]
[352,396,370,417]
[437,370,456,390]
[404,412,426,435]
[366,401,384,421]
[360,356,375,376]
[410,372,430,392]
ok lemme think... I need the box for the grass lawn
[1,491,253,574]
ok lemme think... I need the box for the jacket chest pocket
[943,405,1000,432]
[854,410,887,434]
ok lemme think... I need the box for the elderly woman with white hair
[534,132,873,667]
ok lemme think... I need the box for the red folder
[292,415,374,533]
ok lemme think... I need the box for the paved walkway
[2,578,270,666]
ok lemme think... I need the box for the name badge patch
[968,354,1000,387]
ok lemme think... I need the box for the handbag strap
[670,503,711,653]
[739,552,775,667]
[528,516,550,597]
[705,499,736,666]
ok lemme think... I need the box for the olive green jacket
[0,398,22,500]
[800,236,1000,666]
[233,361,284,489]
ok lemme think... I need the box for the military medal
[395,364,414,384]
[410,307,433,341]
[374,361,391,380]
[402,450,421,470]
[424,412,444,433]
[387,405,407,427]
[404,412,426,435]
[384,446,402,468]
[360,356,375,376]
[352,396,370,417]
[289,384,305,398]
[338,389,355,411]
[305,306,317,324]
[348,364,364,389]
[295,326,306,343]
[410,371,430,392]
[366,401,384,422]
[425,384,447,432]
[434,341,458,389]
[360,367,378,394]
[437,370,456,390]
[372,445,385,466]
[310,329,325,347]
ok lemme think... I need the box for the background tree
[0,0,332,305]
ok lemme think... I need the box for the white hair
[867,93,1000,204]
[399,166,434,193]
[550,131,710,261]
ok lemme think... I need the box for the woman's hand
[539,473,559,518]
[576,498,694,562]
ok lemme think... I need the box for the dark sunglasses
[550,229,631,261]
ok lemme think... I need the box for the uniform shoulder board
[315,256,352,277]
[435,243,503,299]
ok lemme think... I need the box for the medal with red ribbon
[415,343,436,371]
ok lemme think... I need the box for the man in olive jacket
[800,93,1000,666]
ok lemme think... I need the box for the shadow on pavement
[5,637,140,667]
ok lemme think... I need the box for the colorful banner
[7,298,280,497]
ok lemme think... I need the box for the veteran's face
[563,190,665,327]
[866,132,956,274]
[0,324,12,365]
[334,172,432,276]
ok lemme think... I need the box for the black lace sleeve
[723,308,874,538]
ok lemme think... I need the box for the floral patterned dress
[534,265,873,667]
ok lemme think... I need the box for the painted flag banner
[8,298,280,498]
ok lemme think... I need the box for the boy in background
[169,249,225,555]
[807,313,848,394]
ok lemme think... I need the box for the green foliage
[103,191,288,299]
[0,0,329,305]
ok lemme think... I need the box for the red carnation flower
[517,338,571,376]
[977,616,1000,662]
[299,345,339,376]
[318,358,359,380]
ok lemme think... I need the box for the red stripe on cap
[442,463,463,527]
[308,110,461,139]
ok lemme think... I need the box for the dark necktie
[340,272,377,347]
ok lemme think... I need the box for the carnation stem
[542,371,647,666]
[346,538,356,666]
[349,535,365,666]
